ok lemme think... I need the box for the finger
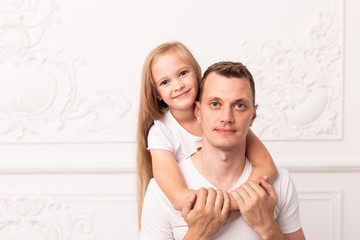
[205,187,216,208]
[181,193,197,218]
[194,188,208,209]
[260,178,277,201]
[230,190,245,210]
[247,181,267,197]
[237,184,254,203]
[214,189,224,211]
[221,191,230,215]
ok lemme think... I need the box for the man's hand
[182,187,230,240]
[230,177,284,240]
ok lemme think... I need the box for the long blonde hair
[137,41,202,228]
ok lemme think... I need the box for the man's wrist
[184,229,210,240]
[257,219,286,240]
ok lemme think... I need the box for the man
[140,61,306,239]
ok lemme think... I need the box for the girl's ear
[194,101,201,123]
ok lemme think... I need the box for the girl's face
[151,50,198,112]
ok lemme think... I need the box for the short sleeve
[276,168,302,234]
[140,179,174,240]
[147,121,174,152]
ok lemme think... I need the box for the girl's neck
[169,105,202,137]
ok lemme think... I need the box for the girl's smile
[173,89,190,99]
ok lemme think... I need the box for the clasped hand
[181,187,230,240]
[230,177,278,236]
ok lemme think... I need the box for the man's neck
[191,142,246,191]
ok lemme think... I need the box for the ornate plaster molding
[242,11,343,140]
[0,0,131,142]
[0,197,96,239]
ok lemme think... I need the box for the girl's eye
[210,102,219,108]
[179,70,188,77]
[160,80,169,86]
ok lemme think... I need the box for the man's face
[196,72,257,151]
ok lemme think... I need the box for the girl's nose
[174,78,185,91]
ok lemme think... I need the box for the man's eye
[160,80,169,86]
[210,102,219,108]
[179,71,188,77]
[235,103,245,109]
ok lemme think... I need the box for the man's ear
[249,104,258,127]
[194,101,201,123]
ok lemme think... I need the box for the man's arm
[231,178,305,240]
[182,188,230,240]
[285,228,306,240]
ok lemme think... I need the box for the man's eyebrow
[207,97,249,103]
[206,97,222,102]
[233,98,249,103]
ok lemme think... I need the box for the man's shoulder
[145,179,165,200]
[276,166,290,179]
[144,179,174,209]
[272,165,298,207]
[274,166,293,186]
[147,178,166,196]
[141,179,182,239]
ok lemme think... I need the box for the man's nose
[220,106,234,123]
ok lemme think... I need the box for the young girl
[137,41,278,226]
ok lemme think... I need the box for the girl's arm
[246,129,278,183]
[150,149,196,211]
[151,149,241,211]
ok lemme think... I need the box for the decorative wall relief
[244,11,343,140]
[0,1,343,142]
[0,197,96,239]
[0,0,131,142]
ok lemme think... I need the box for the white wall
[0,0,359,239]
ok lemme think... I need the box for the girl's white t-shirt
[147,110,202,163]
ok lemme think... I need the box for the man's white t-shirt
[147,110,202,163]
[141,158,302,240]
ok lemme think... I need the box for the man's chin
[212,143,240,151]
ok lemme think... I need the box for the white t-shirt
[140,159,302,240]
[147,110,202,163]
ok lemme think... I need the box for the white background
[0,0,359,239]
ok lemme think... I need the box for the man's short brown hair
[197,61,256,105]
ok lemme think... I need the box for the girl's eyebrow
[154,65,191,84]
[177,65,191,71]
[154,74,170,84]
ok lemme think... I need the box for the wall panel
[1,0,360,239]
